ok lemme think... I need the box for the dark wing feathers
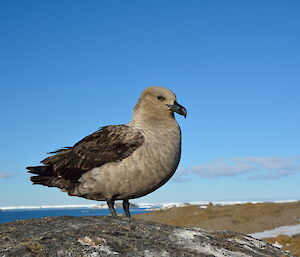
[73,125,144,164]
[47,147,72,154]
[28,125,144,183]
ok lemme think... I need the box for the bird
[27,86,187,217]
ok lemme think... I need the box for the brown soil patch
[135,201,300,234]
[264,234,300,257]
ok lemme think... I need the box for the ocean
[0,207,150,224]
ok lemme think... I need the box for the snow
[249,223,300,239]
[134,202,160,208]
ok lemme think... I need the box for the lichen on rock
[0,216,294,257]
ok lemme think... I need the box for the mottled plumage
[27,87,187,217]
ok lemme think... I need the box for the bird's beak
[166,101,187,118]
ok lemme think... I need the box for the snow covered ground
[154,199,299,210]
[250,223,300,239]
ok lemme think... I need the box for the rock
[0,216,294,257]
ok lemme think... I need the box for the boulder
[0,216,294,257]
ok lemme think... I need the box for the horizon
[0,1,299,206]
[1,199,299,210]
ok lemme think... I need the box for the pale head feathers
[133,87,177,123]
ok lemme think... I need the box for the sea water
[0,208,150,223]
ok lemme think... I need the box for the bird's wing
[40,125,144,182]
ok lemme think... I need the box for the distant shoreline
[1,199,298,211]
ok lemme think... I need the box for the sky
[0,0,299,207]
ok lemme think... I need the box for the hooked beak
[166,101,187,118]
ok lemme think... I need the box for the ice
[249,223,300,239]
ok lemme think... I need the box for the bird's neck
[130,111,177,131]
[132,107,173,122]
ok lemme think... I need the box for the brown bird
[27,87,187,217]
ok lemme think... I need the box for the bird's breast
[116,125,182,198]
[79,123,182,200]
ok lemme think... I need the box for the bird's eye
[157,95,165,101]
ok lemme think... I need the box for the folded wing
[27,125,144,184]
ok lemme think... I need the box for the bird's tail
[27,165,78,195]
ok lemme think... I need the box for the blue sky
[0,0,299,206]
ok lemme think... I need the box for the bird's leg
[107,199,116,216]
[123,199,131,218]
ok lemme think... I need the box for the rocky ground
[0,216,293,257]
[134,201,300,256]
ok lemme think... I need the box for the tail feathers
[30,175,78,194]
[28,165,78,195]
[30,176,60,187]
[27,165,56,177]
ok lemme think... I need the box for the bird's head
[133,87,187,123]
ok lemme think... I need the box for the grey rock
[0,216,294,257]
